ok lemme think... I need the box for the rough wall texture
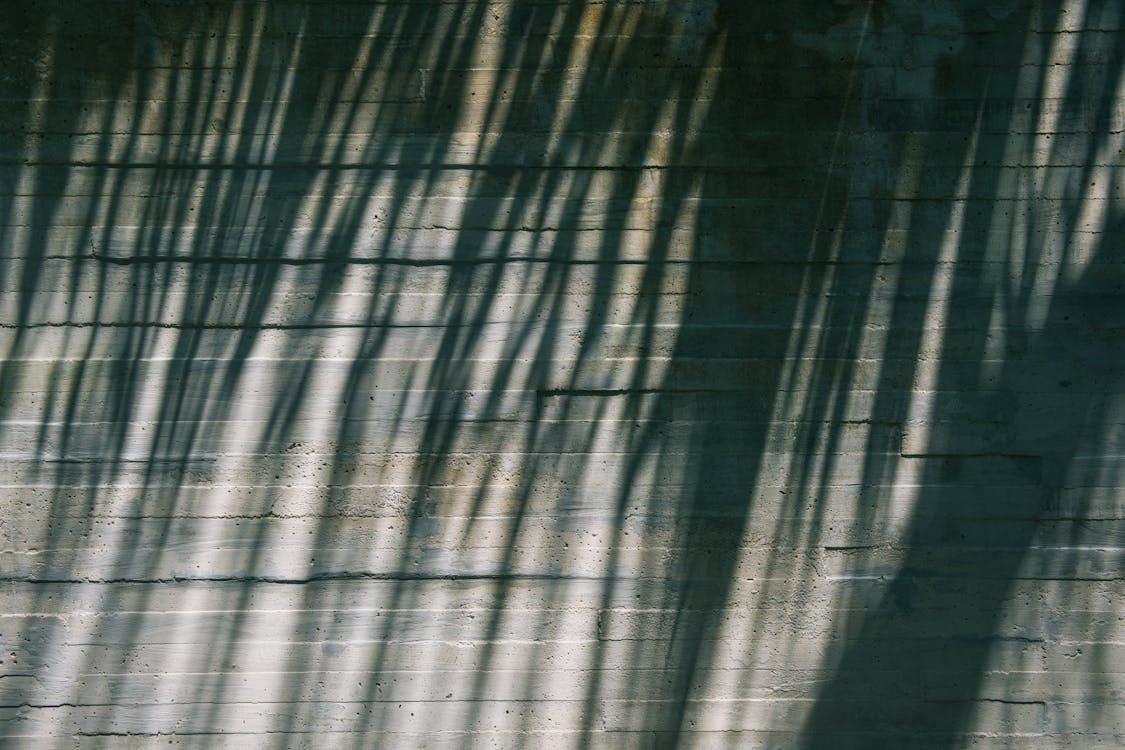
[1,1,1123,747]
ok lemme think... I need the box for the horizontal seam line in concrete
[0,574,622,584]
[0,160,722,171]
[0,256,989,266]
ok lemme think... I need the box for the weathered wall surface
[1,1,1122,747]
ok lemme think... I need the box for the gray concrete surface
[0,1,1122,747]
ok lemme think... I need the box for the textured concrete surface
[0,0,1123,747]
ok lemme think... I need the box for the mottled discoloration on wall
[0,1,1122,747]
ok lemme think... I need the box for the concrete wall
[1,1,1122,747]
